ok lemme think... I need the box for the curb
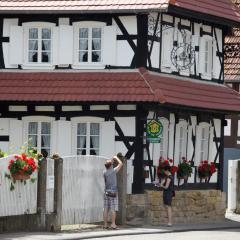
[68,225,240,240]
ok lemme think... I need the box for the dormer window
[78,27,102,63]
[28,27,52,63]
[21,22,56,69]
[73,21,116,69]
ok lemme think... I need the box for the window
[78,27,102,63]
[28,28,51,63]
[73,22,108,69]
[22,22,55,68]
[199,36,213,79]
[28,121,51,156]
[76,122,100,155]
[204,40,211,75]
[199,126,209,161]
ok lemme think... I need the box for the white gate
[227,159,239,213]
[61,155,107,225]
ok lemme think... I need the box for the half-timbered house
[224,0,240,195]
[0,0,240,196]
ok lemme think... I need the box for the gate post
[47,156,63,232]
[236,161,240,213]
[37,157,47,230]
[117,157,127,225]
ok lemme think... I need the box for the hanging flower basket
[11,171,31,181]
[5,151,40,190]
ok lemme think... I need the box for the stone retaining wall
[126,190,226,225]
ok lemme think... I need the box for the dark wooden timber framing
[0,12,227,84]
[0,17,8,68]
[158,13,163,71]
[140,107,223,188]
[218,118,225,191]
[213,27,224,82]
[146,12,224,83]
[148,13,160,69]
[113,16,137,68]
[225,114,239,148]
[145,183,218,191]
[132,105,147,193]
[136,14,148,68]
[0,136,9,141]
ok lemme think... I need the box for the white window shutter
[174,123,180,165]
[51,121,58,155]
[152,143,161,166]
[208,40,213,75]
[213,39,221,79]
[103,26,117,65]
[9,26,23,65]
[100,121,115,158]
[162,120,169,159]
[52,27,59,65]
[55,120,72,157]
[161,28,173,68]
[58,25,73,65]
[198,37,205,74]
[208,126,216,162]
[9,120,23,153]
[194,125,202,165]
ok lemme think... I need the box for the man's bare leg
[111,211,117,228]
[103,208,108,228]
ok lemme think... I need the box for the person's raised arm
[113,155,123,173]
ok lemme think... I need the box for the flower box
[12,172,31,181]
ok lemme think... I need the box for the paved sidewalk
[0,217,240,240]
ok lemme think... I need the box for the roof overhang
[168,5,240,28]
[1,69,240,114]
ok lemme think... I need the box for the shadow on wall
[224,148,240,195]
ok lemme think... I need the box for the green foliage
[177,158,193,178]
[0,149,7,158]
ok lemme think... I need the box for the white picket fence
[61,155,107,225]
[0,154,108,225]
[0,155,38,217]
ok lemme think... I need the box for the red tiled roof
[1,69,240,113]
[0,0,169,12]
[0,71,156,103]
[224,1,240,81]
[170,0,240,25]
[0,0,239,26]
[143,70,240,112]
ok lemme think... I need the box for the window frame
[200,35,213,80]
[22,116,54,156]
[22,22,56,69]
[72,21,106,69]
[71,117,104,156]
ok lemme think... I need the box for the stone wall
[126,190,226,225]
